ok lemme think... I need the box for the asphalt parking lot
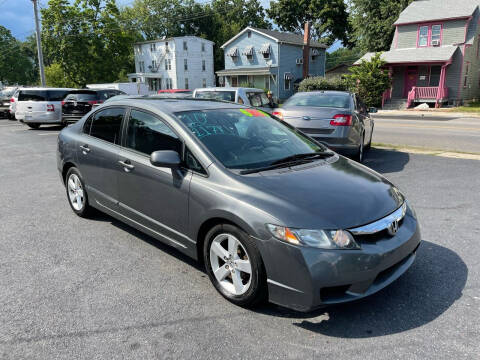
[0,119,479,359]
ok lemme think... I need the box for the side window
[184,147,206,174]
[89,107,125,144]
[125,109,181,156]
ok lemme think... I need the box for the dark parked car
[62,89,126,122]
[273,91,376,162]
[57,98,420,312]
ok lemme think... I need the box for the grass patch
[447,101,480,113]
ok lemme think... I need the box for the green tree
[267,0,351,47]
[0,26,36,85]
[45,63,77,87]
[344,53,391,107]
[350,0,413,52]
[325,47,362,70]
[298,77,349,92]
[41,0,139,87]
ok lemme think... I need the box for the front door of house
[404,67,418,97]
[231,76,238,87]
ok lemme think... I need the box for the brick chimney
[302,22,310,79]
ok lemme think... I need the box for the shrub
[298,77,349,92]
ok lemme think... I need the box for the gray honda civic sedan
[57,98,421,312]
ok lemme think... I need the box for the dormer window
[418,24,442,47]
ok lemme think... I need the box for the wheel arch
[62,161,77,184]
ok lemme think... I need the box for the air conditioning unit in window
[431,40,440,46]
[296,58,304,65]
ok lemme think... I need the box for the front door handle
[118,160,135,172]
[80,144,90,154]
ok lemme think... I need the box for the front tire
[204,224,267,308]
[65,167,92,217]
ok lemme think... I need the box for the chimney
[302,22,310,79]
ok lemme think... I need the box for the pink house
[356,0,480,108]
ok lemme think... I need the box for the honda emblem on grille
[387,219,399,236]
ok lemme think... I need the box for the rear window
[18,89,70,102]
[65,92,98,101]
[195,91,236,102]
[0,89,16,97]
[284,93,351,109]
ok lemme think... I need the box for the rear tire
[204,224,267,308]
[365,125,374,150]
[26,123,40,129]
[355,133,365,162]
[65,167,92,218]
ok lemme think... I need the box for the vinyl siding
[174,38,215,89]
[395,20,467,49]
[223,32,279,69]
[444,48,463,100]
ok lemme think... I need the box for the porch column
[436,64,447,108]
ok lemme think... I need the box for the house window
[150,43,156,52]
[202,78,207,87]
[185,78,189,89]
[138,61,145,73]
[418,26,428,47]
[184,59,188,71]
[183,41,188,51]
[201,43,205,52]
[165,59,171,70]
[464,62,470,88]
[202,60,206,71]
[264,75,270,90]
[247,31,251,38]
[284,74,291,91]
[166,78,172,89]
[431,25,441,44]
[429,66,441,87]
[151,60,157,70]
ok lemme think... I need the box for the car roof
[295,90,353,96]
[195,87,263,92]
[107,98,247,114]
[19,87,75,91]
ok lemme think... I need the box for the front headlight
[267,224,360,250]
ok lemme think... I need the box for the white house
[128,36,215,92]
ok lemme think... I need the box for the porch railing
[407,86,448,108]
[381,89,392,108]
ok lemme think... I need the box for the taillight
[272,111,283,120]
[330,114,352,126]
[10,98,14,103]
[47,104,55,112]
[61,101,65,106]
[88,100,103,105]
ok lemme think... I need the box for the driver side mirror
[150,150,181,168]
[369,107,378,114]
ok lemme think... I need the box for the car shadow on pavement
[28,125,65,131]
[260,240,467,338]
[363,148,411,174]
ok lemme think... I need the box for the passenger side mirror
[369,107,378,114]
[150,150,181,168]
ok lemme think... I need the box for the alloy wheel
[209,233,252,296]
[67,173,85,211]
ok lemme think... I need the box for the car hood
[237,156,404,230]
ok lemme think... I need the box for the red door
[404,67,418,97]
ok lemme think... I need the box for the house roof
[134,36,214,46]
[355,45,459,65]
[325,63,352,73]
[394,0,479,25]
[221,27,327,49]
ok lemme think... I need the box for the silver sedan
[273,91,375,162]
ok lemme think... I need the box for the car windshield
[247,92,271,107]
[175,108,327,170]
[284,93,351,108]
[195,91,236,102]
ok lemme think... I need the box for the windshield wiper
[270,152,334,166]
[239,152,334,175]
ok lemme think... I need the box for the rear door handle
[80,144,90,154]
[118,160,135,172]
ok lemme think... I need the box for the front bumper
[261,209,421,312]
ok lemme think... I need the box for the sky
[0,0,340,51]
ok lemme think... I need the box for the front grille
[297,128,334,135]
[353,217,405,244]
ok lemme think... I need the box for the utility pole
[32,0,46,86]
